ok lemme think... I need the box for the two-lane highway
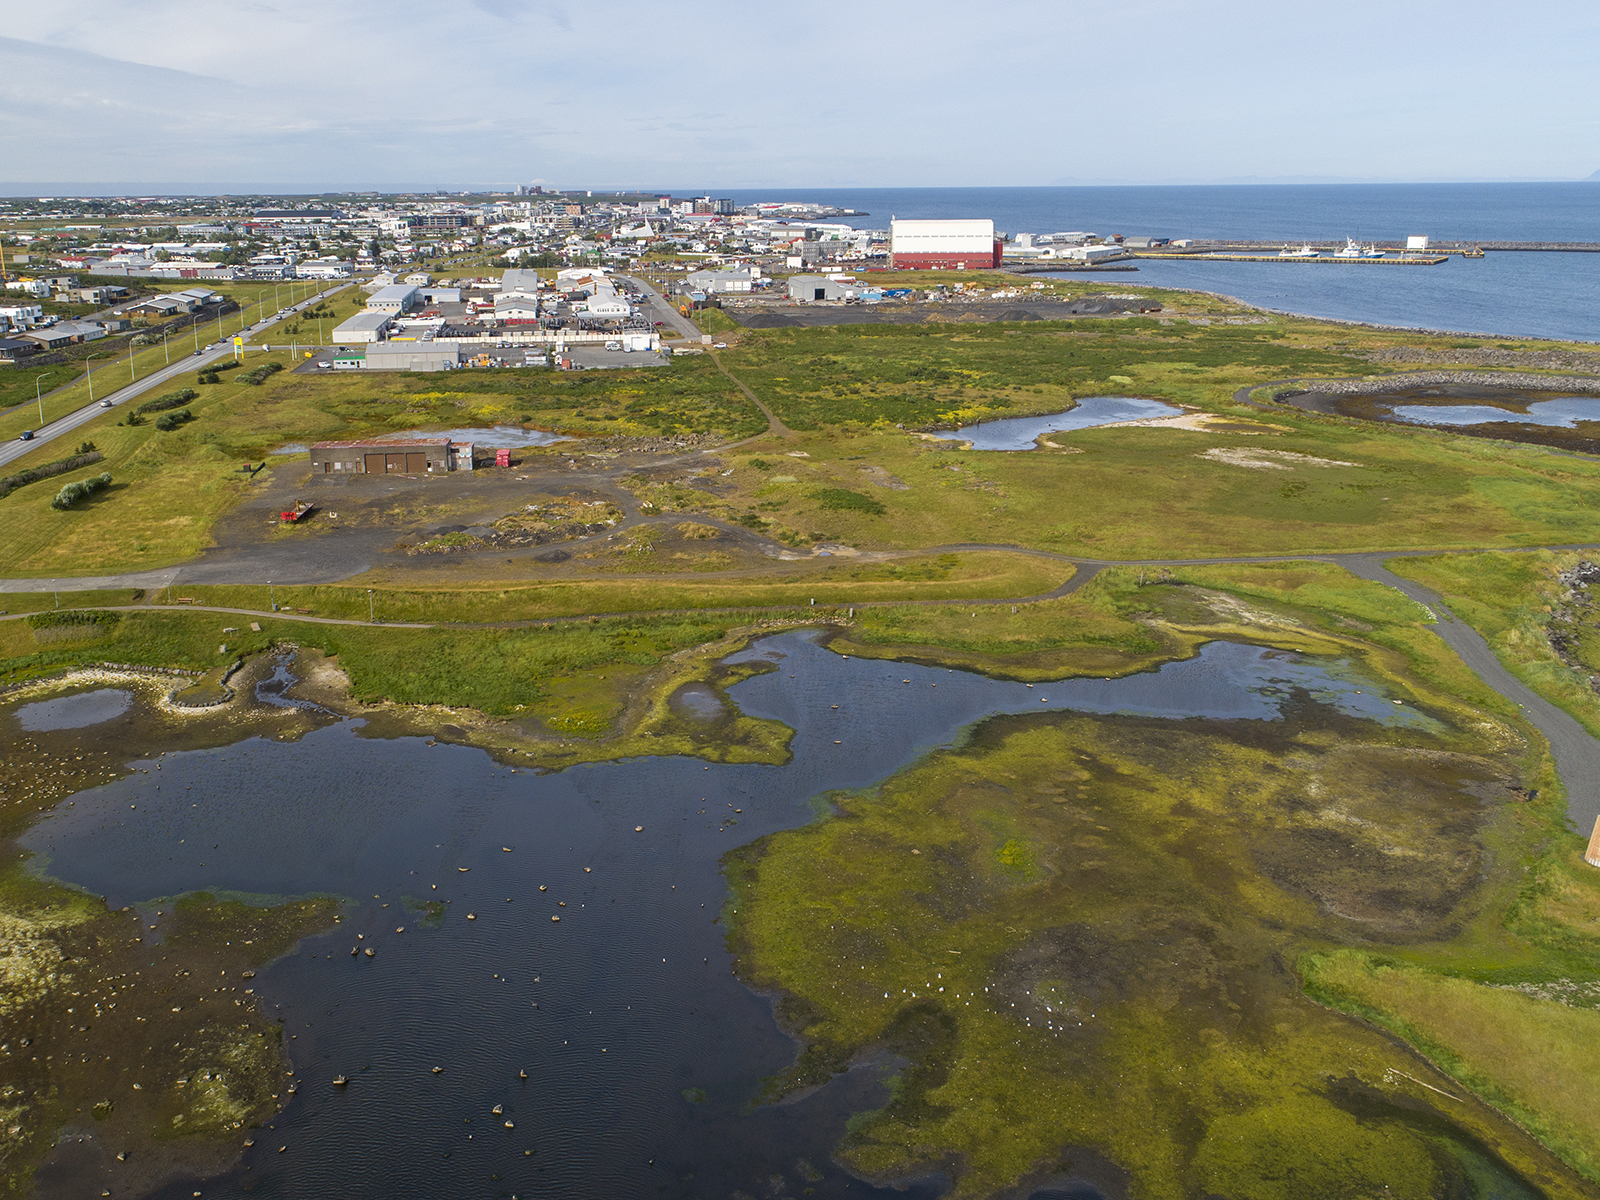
[0,282,354,470]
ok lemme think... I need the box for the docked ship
[1336,238,1387,258]
[1279,244,1320,258]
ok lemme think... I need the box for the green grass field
[10,297,1600,580]
[653,415,1600,559]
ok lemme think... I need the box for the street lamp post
[84,352,107,404]
[269,580,276,611]
[34,372,49,426]
[368,589,375,622]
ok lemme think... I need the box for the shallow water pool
[931,396,1182,450]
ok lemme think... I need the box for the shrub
[51,471,112,510]
[0,451,104,500]
[154,409,194,431]
[26,608,121,644]
[136,387,197,415]
[235,362,284,386]
[809,488,886,516]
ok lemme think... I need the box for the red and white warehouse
[889,219,1001,270]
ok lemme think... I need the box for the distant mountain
[1589,169,1600,181]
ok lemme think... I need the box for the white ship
[1279,244,1319,258]
[1336,237,1388,259]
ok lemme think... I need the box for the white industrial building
[363,341,463,372]
[366,284,421,313]
[332,312,395,343]
[889,219,1000,270]
[1059,244,1126,263]
[494,295,543,320]
[499,269,545,299]
[787,275,869,302]
[577,294,631,319]
[685,269,755,294]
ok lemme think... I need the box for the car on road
[100,399,112,408]
[193,349,202,356]
[713,342,728,349]
[18,430,33,441]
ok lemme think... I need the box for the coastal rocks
[1272,370,1600,401]
[1363,345,1600,374]
[1548,560,1600,695]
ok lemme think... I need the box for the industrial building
[499,269,545,298]
[889,219,1001,270]
[494,295,543,321]
[1058,244,1127,263]
[786,275,877,302]
[362,341,463,372]
[308,437,454,475]
[684,269,756,294]
[332,312,394,343]
[366,284,421,313]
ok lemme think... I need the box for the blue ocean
[716,184,1599,342]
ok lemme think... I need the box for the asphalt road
[0,283,352,470]
[619,274,702,342]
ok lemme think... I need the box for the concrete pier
[1131,251,1449,265]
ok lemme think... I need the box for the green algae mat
[725,645,1600,1198]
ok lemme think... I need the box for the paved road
[0,283,352,470]
[620,274,702,342]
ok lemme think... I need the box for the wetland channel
[12,634,1489,1198]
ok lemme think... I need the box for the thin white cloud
[1,0,1596,189]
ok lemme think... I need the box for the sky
[1,0,1596,193]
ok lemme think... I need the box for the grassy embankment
[727,562,1600,1198]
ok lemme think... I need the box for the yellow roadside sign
[233,336,243,347]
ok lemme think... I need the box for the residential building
[0,304,45,328]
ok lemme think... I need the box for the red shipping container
[496,448,511,468]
